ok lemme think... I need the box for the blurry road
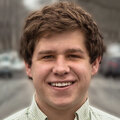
[0,73,120,119]
[89,75,120,118]
[0,74,34,119]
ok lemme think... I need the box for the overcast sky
[23,0,58,11]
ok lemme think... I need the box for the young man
[4,1,120,120]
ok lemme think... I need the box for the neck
[43,107,76,120]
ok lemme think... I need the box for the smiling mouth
[48,81,76,88]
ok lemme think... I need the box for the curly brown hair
[20,1,105,66]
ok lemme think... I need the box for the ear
[91,56,101,76]
[24,61,32,78]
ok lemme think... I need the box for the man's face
[25,30,100,111]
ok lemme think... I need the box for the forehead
[34,30,87,53]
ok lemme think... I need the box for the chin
[50,99,76,110]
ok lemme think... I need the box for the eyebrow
[38,50,56,55]
[37,48,85,56]
[65,48,85,54]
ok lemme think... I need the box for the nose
[52,56,70,76]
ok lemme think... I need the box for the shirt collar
[29,95,47,120]
[75,99,90,120]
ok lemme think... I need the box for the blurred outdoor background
[0,0,120,119]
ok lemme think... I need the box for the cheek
[76,64,92,94]
[72,63,92,86]
[73,63,92,77]
[31,63,52,83]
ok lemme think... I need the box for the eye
[41,55,55,60]
[67,54,81,59]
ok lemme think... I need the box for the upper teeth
[51,82,72,87]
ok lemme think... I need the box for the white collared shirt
[4,96,120,120]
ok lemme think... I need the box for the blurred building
[0,0,28,52]
[77,0,120,44]
[0,0,120,52]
